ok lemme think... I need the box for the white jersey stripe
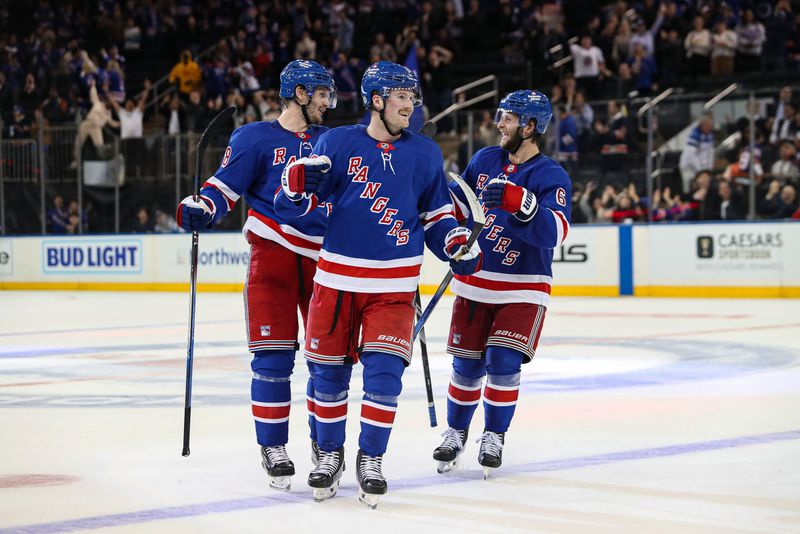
[206,177,241,203]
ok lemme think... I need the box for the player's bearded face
[307,88,332,124]
[383,90,415,131]
[496,112,523,151]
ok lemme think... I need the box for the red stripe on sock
[484,386,519,403]
[448,383,482,403]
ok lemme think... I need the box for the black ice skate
[307,446,345,502]
[433,427,469,474]
[477,430,504,479]
[260,445,295,491]
[311,440,320,466]
[356,449,387,509]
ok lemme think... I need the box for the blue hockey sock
[311,363,352,452]
[306,362,317,444]
[358,352,405,456]
[483,347,523,433]
[251,351,294,447]
[446,357,486,430]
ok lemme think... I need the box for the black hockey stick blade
[193,106,237,195]
[420,120,437,138]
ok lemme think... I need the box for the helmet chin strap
[506,127,534,154]
[294,89,313,127]
[379,107,403,137]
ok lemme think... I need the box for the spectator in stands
[0,72,12,120]
[556,105,579,179]
[295,29,317,60]
[710,179,746,220]
[478,110,499,147]
[71,79,119,167]
[611,184,646,223]
[47,195,69,234]
[770,141,800,182]
[769,86,794,123]
[41,88,74,125]
[679,113,715,191]
[154,209,180,233]
[66,200,88,234]
[369,33,397,62]
[595,100,631,173]
[735,9,766,73]
[680,171,716,220]
[760,181,799,218]
[5,105,33,139]
[657,27,685,87]
[723,146,764,184]
[627,43,658,95]
[770,101,798,145]
[628,6,665,59]
[572,90,594,148]
[183,90,208,133]
[109,79,150,140]
[763,0,794,72]
[19,73,41,116]
[161,94,185,135]
[168,49,202,99]
[710,19,737,77]
[336,9,355,54]
[685,15,712,78]
[612,19,632,67]
[570,34,609,99]
[131,206,154,233]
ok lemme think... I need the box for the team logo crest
[260,325,271,337]
[310,338,319,349]
[295,132,309,140]
[452,333,461,345]
[505,164,516,173]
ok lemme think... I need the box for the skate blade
[482,466,494,480]
[312,480,339,502]
[436,456,460,474]
[359,490,380,509]
[268,476,291,492]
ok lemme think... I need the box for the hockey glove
[444,227,482,275]
[281,156,332,200]
[482,178,538,222]
[177,195,217,231]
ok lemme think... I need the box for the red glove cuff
[287,164,306,194]
[502,183,525,213]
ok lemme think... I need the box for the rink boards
[1,221,798,297]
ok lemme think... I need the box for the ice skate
[477,430,504,479]
[260,445,295,491]
[356,449,387,509]
[307,447,345,502]
[311,440,320,466]
[433,427,469,474]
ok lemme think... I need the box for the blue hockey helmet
[279,60,337,108]
[494,90,552,134]
[360,61,422,110]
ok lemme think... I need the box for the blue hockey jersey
[449,146,572,307]
[292,124,459,293]
[200,120,329,259]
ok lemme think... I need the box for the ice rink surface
[1,290,799,533]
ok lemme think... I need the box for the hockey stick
[182,106,237,457]
[414,288,437,427]
[414,119,440,427]
[413,172,486,342]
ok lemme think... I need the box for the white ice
[1,291,799,533]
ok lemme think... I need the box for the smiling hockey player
[177,60,336,492]
[433,90,571,478]
[279,61,482,508]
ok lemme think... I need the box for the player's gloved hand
[444,226,482,275]
[281,156,332,200]
[177,195,216,231]
[482,177,538,222]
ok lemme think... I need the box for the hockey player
[433,90,571,478]
[279,61,483,508]
[176,60,336,491]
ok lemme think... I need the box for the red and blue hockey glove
[482,177,538,222]
[444,227,482,275]
[176,195,216,231]
[281,156,332,200]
